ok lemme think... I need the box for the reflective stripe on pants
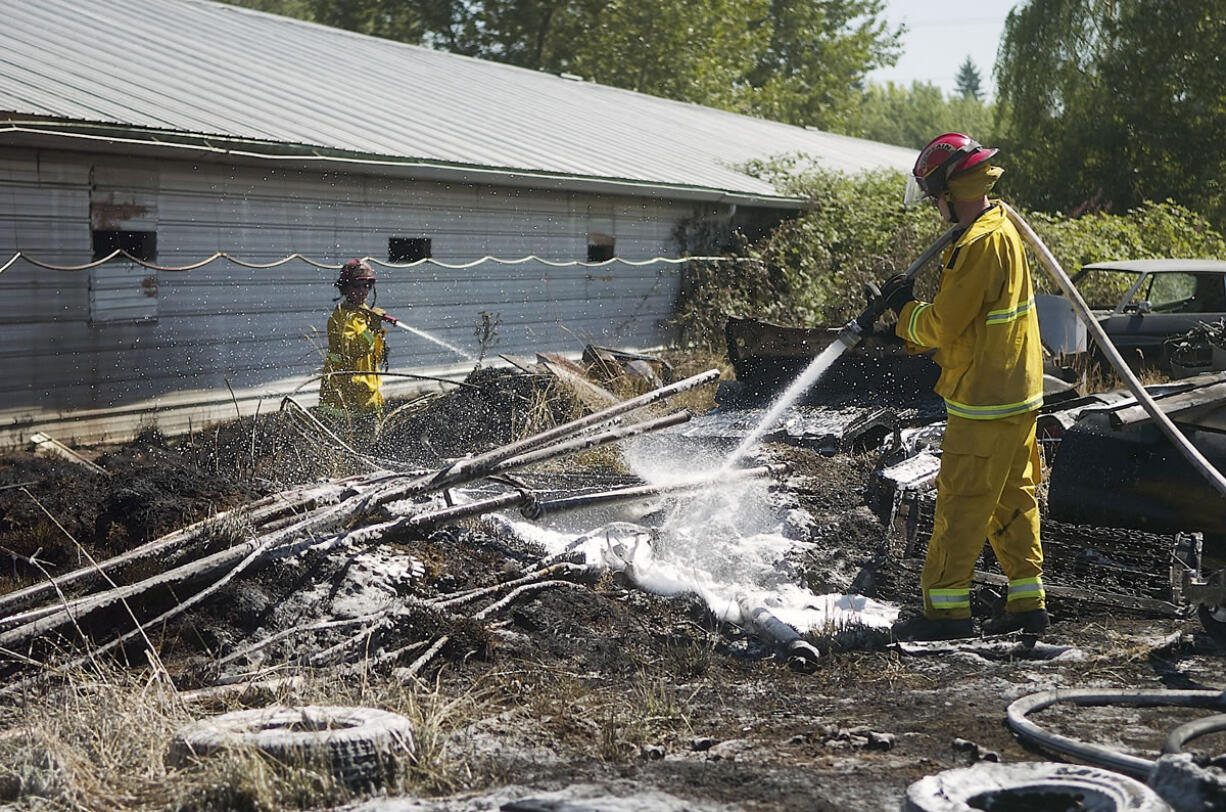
[922,410,1044,619]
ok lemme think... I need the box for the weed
[0,664,483,810]
[473,311,502,365]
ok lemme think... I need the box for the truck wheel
[168,705,414,791]
[902,762,1171,811]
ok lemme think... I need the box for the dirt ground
[1,362,1224,811]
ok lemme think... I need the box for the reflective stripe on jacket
[319,303,385,413]
[895,204,1043,420]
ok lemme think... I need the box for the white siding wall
[0,147,692,444]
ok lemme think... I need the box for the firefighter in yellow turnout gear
[885,133,1047,642]
[319,259,387,419]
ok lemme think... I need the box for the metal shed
[0,0,915,444]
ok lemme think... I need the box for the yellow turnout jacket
[319,303,386,414]
[895,204,1043,420]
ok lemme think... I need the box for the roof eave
[0,120,807,210]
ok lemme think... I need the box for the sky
[866,0,1022,100]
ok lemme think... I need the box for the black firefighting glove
[856,280,886,331]
[879,273,915,316]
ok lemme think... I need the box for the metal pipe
[490,411,692,476]
[405,461,785,530]
[1002,202,1226,500]
[405,491,529,529]
[736,593,821,672]
[365,370,719,509]
[422,368,720,486]
[523,463,789,518]
[384,412,694,524]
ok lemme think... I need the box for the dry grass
[0,663,484,811]
[1075,352,1172,396]
[463,657,699,769]
[659,349,734,416]
[512,379,586,444]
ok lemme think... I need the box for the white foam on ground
[498,435,898,631]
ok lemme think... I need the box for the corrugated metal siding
[0,147,689,444]
[0,0,915,200]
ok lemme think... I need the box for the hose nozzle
[840,280,885,348]
[837,319,863,348]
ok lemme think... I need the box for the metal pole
[490,411,691,476]
[524,463,789,518]
[405,491,529,529]
[389,412,695,525]
[424,368,720,485]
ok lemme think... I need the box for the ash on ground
[1,362,1222,812]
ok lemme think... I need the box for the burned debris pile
[4,344,1226,809]
[0,365,813,694]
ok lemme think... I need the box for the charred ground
[0,363,1222,811]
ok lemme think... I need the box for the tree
[223,0,431,41]
[734,0,903,130]
[996,0,1226,227]
[221,0,903,130]
[840,81,996,150]
[561,0,770,108]
[953,56,982,101]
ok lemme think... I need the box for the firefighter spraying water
[318,259,388,421]
[318,258,478,431]
[881,132,1048,642]
[728,133,1050,643]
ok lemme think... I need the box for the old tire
[902,762,1171,811]
[168,705,414,791]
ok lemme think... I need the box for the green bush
[1021,200,1226,296]
[671,162,1226,350]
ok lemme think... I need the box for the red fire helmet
[904,132,998,206]
[336,258,376,288]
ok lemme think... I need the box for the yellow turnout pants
[922,410,1044,619]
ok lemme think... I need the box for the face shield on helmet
[904,132,998,207]
[903,174,929,208]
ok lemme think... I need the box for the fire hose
[1006,687,1226,780]
[838,207,1226,501]
[1002,202,1226,501]
[838,223,967,348]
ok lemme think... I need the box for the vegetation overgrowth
[672,165,1226,350]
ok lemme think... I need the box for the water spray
[368,308,477,363]
[726,225,967,466]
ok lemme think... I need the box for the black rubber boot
[982,608,1049,636]
[890,615,975,642]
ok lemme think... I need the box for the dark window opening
[587,233,615,262]
[92,229,157,262]
[389,237,432,263]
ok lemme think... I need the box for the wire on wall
[0,251,736,275]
